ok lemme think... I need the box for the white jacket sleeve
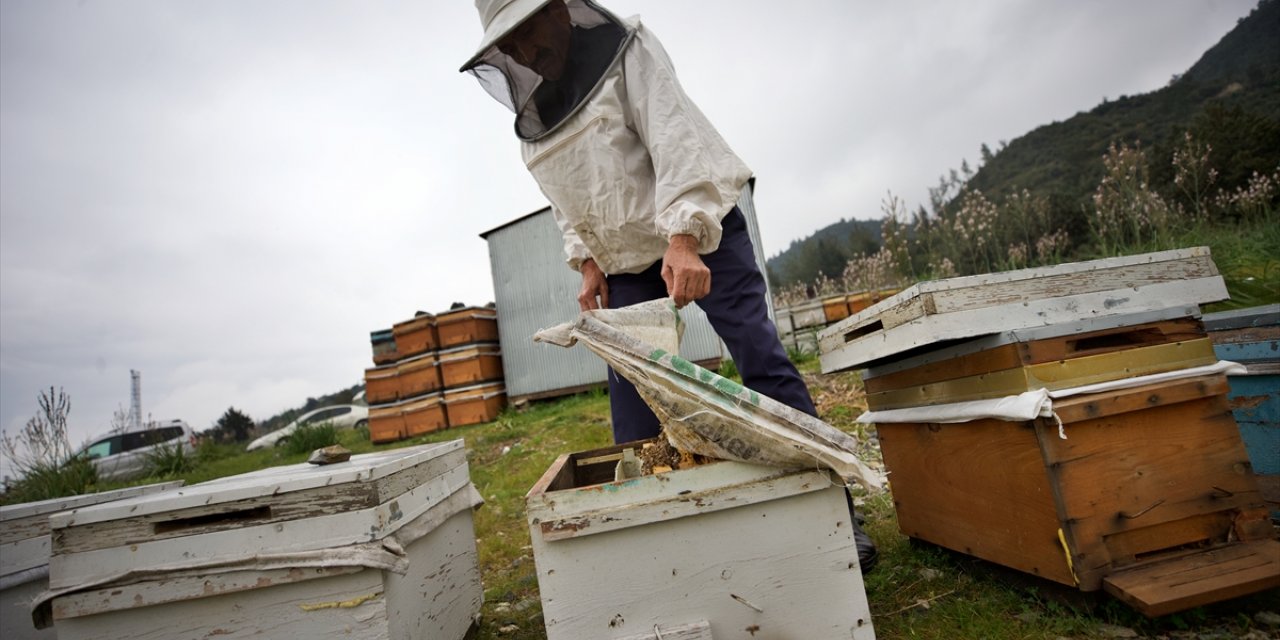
[549,203,594,271]
[622,25,748,255]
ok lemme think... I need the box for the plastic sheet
[535,299,883,490]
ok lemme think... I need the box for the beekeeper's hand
[578,258,609,311]
[662,235,711,308]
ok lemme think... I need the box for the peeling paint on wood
[527,441,875,639]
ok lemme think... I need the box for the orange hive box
[822,296,850,324]
[438,343,503,389]
[435,307,498,349]
[363,363,399,405]
[401,392,447,437]
[396,352,441,398]
[443,382,506,427]
[392,314,437,358]
[368,402,406,444]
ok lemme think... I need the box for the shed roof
[478,205,552,239]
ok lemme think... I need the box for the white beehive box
[526,441,875,640]
[35,441,482,640]
[1,481,183,640]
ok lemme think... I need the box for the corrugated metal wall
[484,185,774,401]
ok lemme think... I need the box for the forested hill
[766,0,1280,290]
[965,0,1280,208]
[765,218,881,288]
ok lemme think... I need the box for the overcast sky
[0,0,1257,459]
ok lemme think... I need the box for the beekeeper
[462,0,878,572]
[460,0,821,439]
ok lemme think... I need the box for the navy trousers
[604,207,818,444]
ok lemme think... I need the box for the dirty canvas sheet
[535,299,883,490]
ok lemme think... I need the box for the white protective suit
[462,0,752,275]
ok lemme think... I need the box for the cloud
[0,0,1257,455]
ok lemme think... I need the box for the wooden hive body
[42,442,481,639]
[1,482,182,640]
[526,440,876,639]
[878,374,1279,616]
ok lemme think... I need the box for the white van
[80,420,197,482]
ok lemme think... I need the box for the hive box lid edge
[0,481,184,523]
[48,441,464,529]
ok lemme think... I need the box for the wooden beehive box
[862,310,1215,410]
[526,440,875,639]
[823,295,851,323]
[370,328,398,365]
[435,307,498,349]
[396,352,442,398]
[819,247,1229,373]
[39,442,482,639]
[1,482,183,640]
[392,314,438,358]
[438,343,503,389]
[442,382,506,427]
[877,372,1278,616]
[788,298,827,330]
[364,362,400,404]
[368,401,408,444]
[401,392,447,436]
[1204,304,1280,510]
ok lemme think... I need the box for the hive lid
[819,247,1228,372]
[437,307,497,323]
[1,481,184,523]
[49,441,464,530]
[1202,303,1279,331]
[393,314,436,332]
[396,351,439,367]
[438,342,501,359]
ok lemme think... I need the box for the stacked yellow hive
[363,306,505,444]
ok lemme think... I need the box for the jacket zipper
[525,115,608,170]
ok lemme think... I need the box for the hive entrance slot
[844,320,884,343]
[154,506,273,534]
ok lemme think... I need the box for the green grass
[56,381,1280,639]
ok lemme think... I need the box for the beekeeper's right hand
[578,258,609,311]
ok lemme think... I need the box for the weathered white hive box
[35,441,483,640]
[526,440,876,640]
[819,246,1228,373]
[1,481,182,640]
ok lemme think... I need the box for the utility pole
[130,370,143,430]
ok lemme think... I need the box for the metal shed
[481,181,774,404]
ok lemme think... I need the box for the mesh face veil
[462,0,630,141]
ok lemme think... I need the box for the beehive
[438,343,503,389]
[38,442,482,640]
[401,392,447,437]
[392,314,438,358]
[526,440,875,639]
[368,401,407,444]
[369,329,397,365]
[435,307,498,348]
[364,363,400,404]
[1204,304,1280,511]
[820,249,1279,616]
[396,352,442,398]
[442,382,506,427]
[1,482,183,640]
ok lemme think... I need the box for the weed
[143,441,195,477]
[282,422,339,455]
[716,358,740,381]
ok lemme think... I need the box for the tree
[215,407,255,443]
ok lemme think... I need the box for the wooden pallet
[820,247,1228,373]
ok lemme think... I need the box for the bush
[283,422,339,455]
[3,455,97,504]
[144,442,194,477]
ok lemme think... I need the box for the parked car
[79,420,198,482]
[245,404,369,451]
